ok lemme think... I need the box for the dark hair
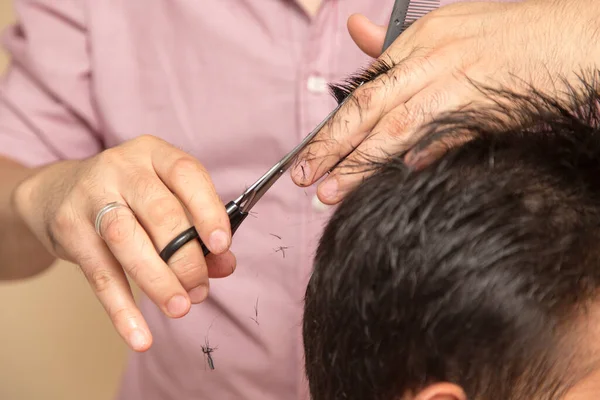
[303,73,600,400]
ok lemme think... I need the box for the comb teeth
[403,0,440,30]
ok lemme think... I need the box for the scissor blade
[278,95,351,171]
[237,95,355,213]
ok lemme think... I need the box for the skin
[563,305,600,400]
[297,0,323,16]
[2,0,599,354]
[410,304,600,399]
[291,0,600,204]
[411,371,600,400]
[566,368,600,399]
[411,384,466,400]
[0,0,320,354]
[303,3,600,396]
[0,0,324,354]
[3,136,237,352]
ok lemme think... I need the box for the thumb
[347,14,387,58]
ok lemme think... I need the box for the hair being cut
[303,70,600,400]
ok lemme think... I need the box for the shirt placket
[295,2,341,399]
[297,3,340,222]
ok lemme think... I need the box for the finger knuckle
[147,272,167,286]
[45,202,85,256]
[51,205,75,235]
[414,14,443,33]
[124,259,146,281]
[134,134,160,147]
[350,85,378,112]
[169,252,206,286]
[109,135,162,165]
[89,268,114,294]
[92,150,132,182]
[102,210,136,245]
[381,110,416,137]
[167,156,207,188]
[95,147,122,166]
[404,56,436,81]
[109,306,137,326]
[426,90,448,111]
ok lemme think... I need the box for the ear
[414,383,467,400]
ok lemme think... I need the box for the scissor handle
[159,200,248,262]
[159,226,208,261]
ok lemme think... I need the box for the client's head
[303,74,600,400]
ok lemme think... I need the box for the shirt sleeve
[0,0,102,168]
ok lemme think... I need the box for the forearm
[0,156,55,280]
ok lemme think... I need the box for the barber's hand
[292,0,600,202]
[13,135,235,351]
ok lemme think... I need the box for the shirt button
[312,194,330,212]
[307,75,328,94]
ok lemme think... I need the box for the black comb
[383,0,441,51]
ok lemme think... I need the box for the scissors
[159,0,412,262]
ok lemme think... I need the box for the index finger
[150,146,231,255]
[290,50,437,187]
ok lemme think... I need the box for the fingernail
[209,229,229,254]
[188,285,208,304]
[319,178,338,201]
[129,329,149,351]
[167,294,189,317]
[404,149,417,165]
[293,160,311,184]
[406,150,433,171]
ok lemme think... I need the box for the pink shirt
[0,0,496,399]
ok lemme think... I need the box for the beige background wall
[0,2,128,400]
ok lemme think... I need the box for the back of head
[303,79,600,400]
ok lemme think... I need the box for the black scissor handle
[159,226,207,261]
[159,200,249,262]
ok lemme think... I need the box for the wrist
[10,160,79,250]
[0,157,57,279]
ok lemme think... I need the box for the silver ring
[94,201,131,238]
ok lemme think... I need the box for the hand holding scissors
[159,0,417,263]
